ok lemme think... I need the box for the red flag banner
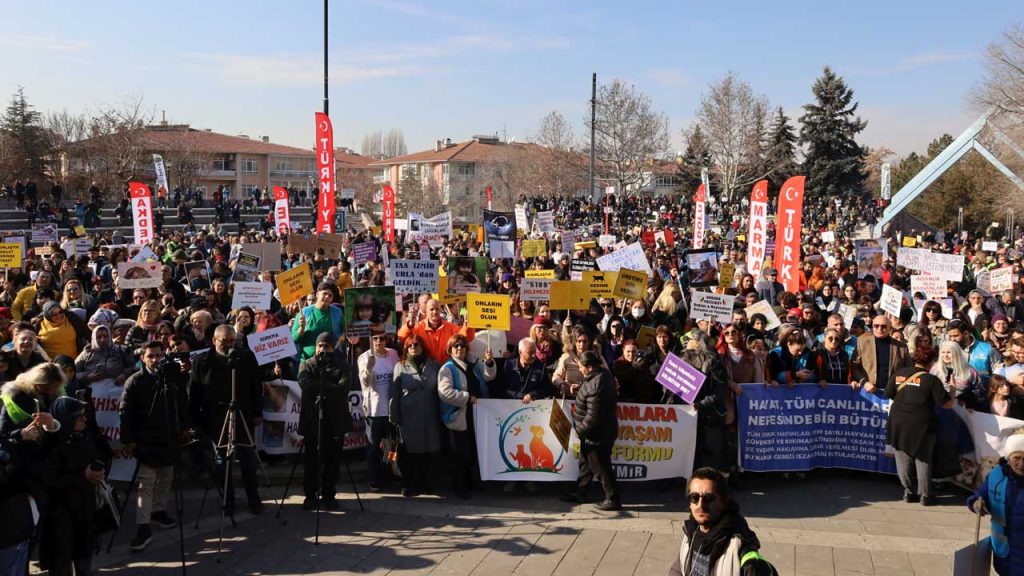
[128,181,153,245]
[746,180,769,280]
[382,184,396,244]
[315,112,336,233]
[486,186,493,210]
[272,186,291,235]
[775,176,805,292]
[692,184,706,249]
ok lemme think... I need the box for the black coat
[495,358,554,401]
[297,351,353,440]
[119,367,188,468]
[189,349,263,435]
[573,368,618,445]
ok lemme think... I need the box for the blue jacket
[968,461,1024,576]
[815,333,856,358]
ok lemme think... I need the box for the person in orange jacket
[397,298,474,364]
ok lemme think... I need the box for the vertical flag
[315,112,336,233]
[129,181,153,245]
[775,176,805,293]
[692,184,706,249]
[746,180,769,280]
[382,184,395,244]
[272,186,291,235]
[152,154,169,200]
[486,186,493,210]
[880,162,891,201]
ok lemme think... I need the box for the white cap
[1003,433,1024,458]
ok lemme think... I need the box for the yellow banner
[574,241,597,250]
[549,281,589,310]
[0,243,22,268]
[521,239,547,258]
[584,270,617,299]
[719,262,736,289]
[635,325,656,349]
[434,276,465,306]
[525,269,555,279]
[612,268,647,301]
[467,293,511,331]
[276,262,314,307]
[902,236,917,247]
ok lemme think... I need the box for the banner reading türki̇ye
[774,175,805,292]
[315,112,336,233]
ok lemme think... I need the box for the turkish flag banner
[746,180,769,281]
[692,184,706,249]
[774,176,805,292]
[382,184,396,244]
[273,186,291,235]
[129,181,153,245]
[315,112,336,233]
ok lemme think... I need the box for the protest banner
[246,324,297,366]
[931,252,965,283]
[315,112,337,233]
[855,240,884,279]
[613,268,648,301]
[467,294,511,331]
[288,234,317,255]
[417,211,453,247]
[583,270,616,299]
[737,384,897,474]
[746,180,769,280]
[879,284,903,316]
[570,258,597,281]
[317,233,343,259]
[473,399,697,482]
[484,210,517,258]
[233,252,261,283]
[743,300,781,331]
[521,239,547,258]
[514,206,529,231]
[391,260,439,294]
[990,266,1014,293]
[446,257,487,295]
[598,234,616,247]
[352,241,377,267]
[521,278,552,302]
[153,154,170,202]
[820,230,835,243]
[272,186,291,234]
[655,353,707,404]
[910,273,946,300]
[596,242,653,275]
[129,181,153,245]
[345,286,397,338]
[982,241,999,252]
[549,281,589,310]
[257,382,367,454]
[560,230,575,254]
[277,263,314,307]
[232,281,273,310]
[718,261,736,290]
[241,242,281,271]
[689,291,733,324]
[116,261,162,289]
[775,176,805,292]
[692,184,706,249]
[0,243,22,268]
[31,223,57,243]
[90,379,137,481]
[524,269,555,279]
[536,211,556,234]
[896,247,930,270]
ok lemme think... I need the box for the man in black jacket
[495,338,555,403]
[297,332,352,510]
[120,340,189,551]
[560,351,620,511]
[189,325,263,515]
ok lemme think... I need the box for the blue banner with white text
[737,384,897,475]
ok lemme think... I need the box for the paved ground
[82,465,991,576]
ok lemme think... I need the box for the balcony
[270,169,315,178]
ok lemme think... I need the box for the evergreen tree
[799,67,867,197]
[763,106,798,191]
[676,125,712,193]
[1,87,50,179]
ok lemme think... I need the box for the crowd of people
[2,180,1024,575]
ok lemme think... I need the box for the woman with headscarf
[37,302,87,360]
[75,325,135,388]
[389,334,442,497]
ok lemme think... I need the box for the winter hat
[49,396,87,433]
[316,332,337,346]
[992,314,1010,325]
[532,315,552,329]
[1002,432,1024,458]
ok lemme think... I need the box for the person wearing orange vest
[397,298,474,365]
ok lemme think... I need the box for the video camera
[157,351,191,376]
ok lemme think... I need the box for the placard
[233,252,261,283]
[344,286,397,338]
[901,236,918,247]
[549,281,589,310]
[838,303,857,330]
[131,246,159,263]
[931,252,965,283]
[277,263,314,307]
[560,231,575,254]
[598,234,616,247]
[689,291,733,324]
[521,239,547,258]
[317,233,343,259]
[390,260,439,294]
[743,300,781,331]
[352,241,377,267]
[514,206,529,231]
[90,379,136,482]
[524,269,555,279]
[467,293,511,331]
[0,243,23,268]
[855,240,884,279]
[655,352,707,404]
[613,268,648,301]
[718,261,736,289]
[879,284,902,316]
[31,223,57,243]
[596,242,653,275]
[820,231,835,243]
[583,270,616,299]
[990,266,1014,293]
[287,234,317,255]
[983,241,999,252]
[535,211,556,233]
[246,324,297,365]
[896,247,930,270]
[231,281,273,310]
[521,278,552,302]
[257,383,367,454]
[240,242,282,272]
[910,274,946,300]
[116,261,162,289]
[549,399,572,452]
[686,248,720,287]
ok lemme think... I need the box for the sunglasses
[688,492,718,505]
[872,324,888,329]
[722,330,738,335]
[451,343,467,350]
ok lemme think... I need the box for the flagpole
[323,0,329,115]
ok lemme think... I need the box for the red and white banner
[272,186,291,235]
[775,176,805,292]
[486,186,493,210]
[314,112,336,233]
[382,184,395,244]
[128,181,153,245]
[746,180,769,280]
[692,184,706,249]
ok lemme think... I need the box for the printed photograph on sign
[684,248,720,287]
[184,260,211,292]
[854,240,884,279]
[344,286,397,338]
[483,210,517,258]
[233,252,261,283]
[116,261,163,289]
[446,257,487,295]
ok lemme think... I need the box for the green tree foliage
[1,87,51,180]
[763,106,798,191]
[675,125,711,193]
[799,67,867,198]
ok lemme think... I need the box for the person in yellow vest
[11,270,55,321]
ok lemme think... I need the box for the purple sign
[654,352,707,405]
[352,241,377,267]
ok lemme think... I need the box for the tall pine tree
[1,87,50,179]
[764,106,798,191]
[799,67,867,197]
[676,125,712,193]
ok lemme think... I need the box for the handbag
[380,425,402,477]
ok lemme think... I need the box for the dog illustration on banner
[497,406,565,474]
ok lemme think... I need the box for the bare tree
[483,144,538,210]
[383,129,407,158]
[533,111,586,196]
[586,80,670,197]
[977,23,1024,119]
[63,95,153,196]
[360,130,383,159]
[694,72,772,203]
[159,128,213,192]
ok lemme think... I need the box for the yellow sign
[467,293,511,331]
[583,270,617,299]
[0,243,22,268]
[719,262,736,289]
[521,239,547,258]
[635,325,656,349]
[613,268,647,301]
[902,236,917,247]
[435,276,465,306]
[525,269,555,279]
[276,262,314,307]
[549,281,589,310]
[574,241,597,250]
[73,225,87,236]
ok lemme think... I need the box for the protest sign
[417,211,453,247]
[896,247,930,270]
[131,245,159,263]
[31,223,57,243]
[467,294,511,331]
[232,281,273,310]
[277,263,314,307]
[549,281,589,310]
[902,236,918,247]
[352,241,377,267]
[820,230,835,243]
[90,379,137,481]
[718,261,736,290]
[446,257,487,295]
[233,252,261,283]
[583,270,616,299]
[549,400,572,451]
[317,233,343,259]
[738,384,897,474]
[598,234,616,247]
[344,286,397,338]
[686,248,720,287]
[287,234,317,255]
[743,300,781,331]
[612,268,648,301]
[982,241,999,252]
[838,303,857,329]
[596,242,653,275]
[73,225,86,236]
[536,211,556,233]
[635,326,656,349]
[240,242,281,271]
[855,240,884,279]
[521,278,552,302]
[391,260,439,294]
[521,239,547,258]
[514,206,529,231]
[560,231,575,254]
[655,353,707,404]
[484,210,517,258]
[879,284,903,316]
[990,266,1014,293]
[524,269,555,279]
[910,274,946,300]
[689,291,733,324]
[0,243,22,268]
[435,276,465,306]
[257,382,367,454]
[570,258,596,281]
[116,261,162,289]
[931,252,965,283]
[246,324,297,365]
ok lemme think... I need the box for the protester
[357,330,399,491]
[968,432,1024,576]
[398,298,474,364]
[851,314,913,396]
[438,334,495,498]
[390,335,442,497]
[292,285,343,362]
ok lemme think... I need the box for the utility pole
[323,0,329,115]
[590,73,596,200]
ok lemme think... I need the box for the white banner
[596,242,653,275]
[153,154,170,199]
[896,247,931,271]
[91,378,137,482]
[689,290,733,324]
[910,274,946,301]
[931,252,965,283]
[246,324,297,366]
[417,211,453,248]
[231,281,273,310]
[391,259,439,294]
[536,211,556,234]
[473,399,696,482]
[521,278,552,302]
[257,382,367,454]
[116,261,163,289]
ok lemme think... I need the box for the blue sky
[0,0,1016,157]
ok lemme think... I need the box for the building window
[242,158,258,173]
[211,158,229,171]
[457,163,474,176]
[274,159,290,171]
[654,175,678,187]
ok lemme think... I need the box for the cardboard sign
[689,291,733,324]
[277,263,314,307]
[635,325,656,349]
[287,234,317,255]
[549,281,589,310]
[240,242,282,272]
[655,352,707,405]
[718,262,736,289]
[910,274,946,300]
[596,242,653,275]
[467,294,511,331]
[0,243,22,268]
[525,269,555,279]
[352,241,377,267]
[549,399,572,452]
[879,284,903,316]
[820,231,835,243]
[514,206,529,231]
[838,303,857,330]
[391,260,439,294]
[131,246,159,263]
[73,225,87,236]
[583,270,616,299]
[231,281,273,310]
[521,278,552,302]
[246,325,297,366]
[116,261,163,289]
[613,268,648,301]
[521,239,547,258]
[743,300,781,331]
[317,233,343,259]
[983,241,999,252]
[31,224,57,243]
